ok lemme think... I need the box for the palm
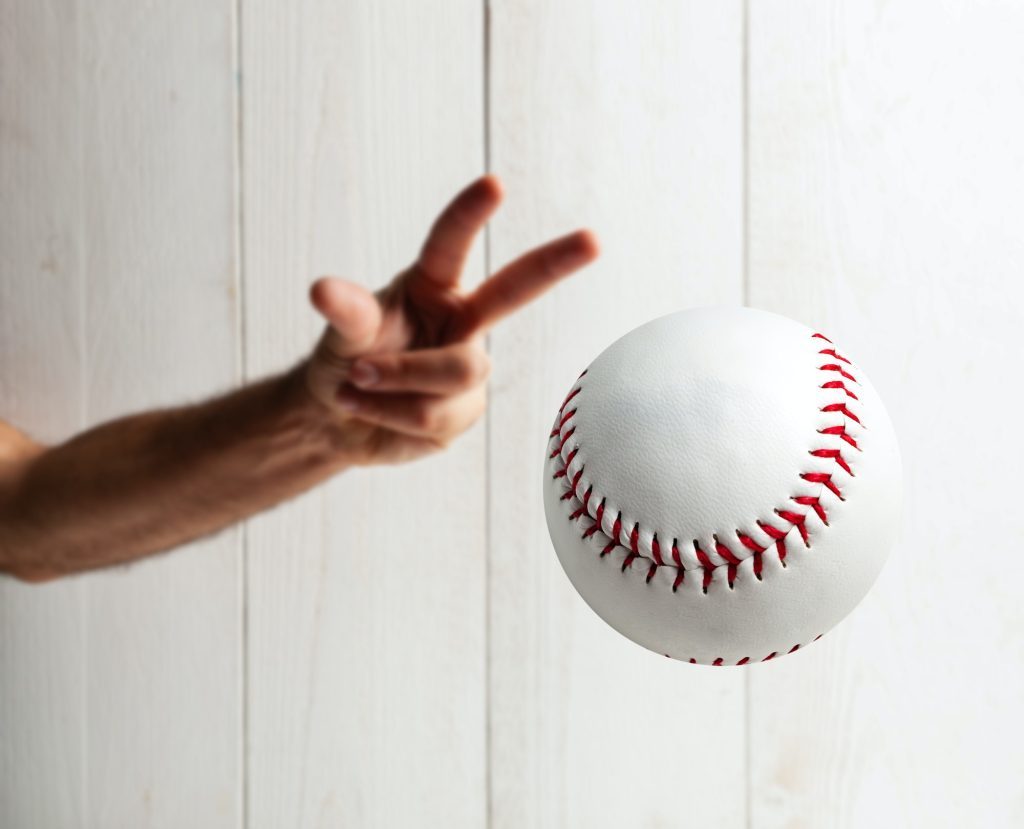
[305,175,599,465]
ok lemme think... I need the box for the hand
[303,175,600,466]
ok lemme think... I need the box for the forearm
[0,363,347,581]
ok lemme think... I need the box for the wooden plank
[2,2,241,826]
[0,3,87,826]
[487,2,746,826]
[747,2,1024,826]
[2,3,245,822]
[240,1,487,826]
[74,2,242,826]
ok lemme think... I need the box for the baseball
[543,307,902,665]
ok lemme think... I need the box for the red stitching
[714,538,742,566]
[651,534,664,566]
[776,510,807,545]
[809,448,852,475]
[553,447,578,476]
[792,495,828,524]
[819,425,860,450]
[583,499,604,539]
[800,472,843,499]
[818,348,851,364]
[758,521,786,540]
[819,364,859,383]
[554,426,576,452]
[693,540,714,570]
[555,408,577,432]
[736,533,763,553]
[663,633,824,665]
[821,403,861,424]
[549,332,863,602]
[820,380,859,400]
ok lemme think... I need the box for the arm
[0,175,599,582]
[0,366,345,582]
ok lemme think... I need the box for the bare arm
[0,366,346,581]
[0,176,599,582]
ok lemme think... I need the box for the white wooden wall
[1,1,1022,827]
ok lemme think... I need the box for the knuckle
[473,351,493,382]
[428,433,454,452]
[411,400,440,432]
[449,357,475,386]
[382,356,405,382]
[451,348,490,386]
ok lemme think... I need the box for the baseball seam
[686,633,823,666]
[548,331,864,665]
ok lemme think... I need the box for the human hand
[303,175,600,466]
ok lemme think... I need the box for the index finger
[415,174,504,288]
[458,229,600,335]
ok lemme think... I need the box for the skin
[0,175,599,582]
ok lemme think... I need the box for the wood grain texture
[0,4,87,827]
[2,2,241,827]
[486,2,746,826]
[747,2,1024,827]
[5,1,1024,825]
[76,2,242,826]
[240,1,487,826]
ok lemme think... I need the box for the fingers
[458,228,599,336]
[333,336,491,446]
[309,277,382,359]
[348,341,491,394]
[335,386,486,443]
[415,174,504,287]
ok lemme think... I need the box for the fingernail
[350,360,379,388]
[336,391,359,412]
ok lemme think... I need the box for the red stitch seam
[666,633,823,666]
[549,332,864,597]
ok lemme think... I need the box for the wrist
[279,360,356,470]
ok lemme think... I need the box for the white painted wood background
[1,1,1022,826]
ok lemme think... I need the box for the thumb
[309,277,382,359]
[305,278,383,414]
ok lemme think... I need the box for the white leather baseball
[543,307,902,665]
